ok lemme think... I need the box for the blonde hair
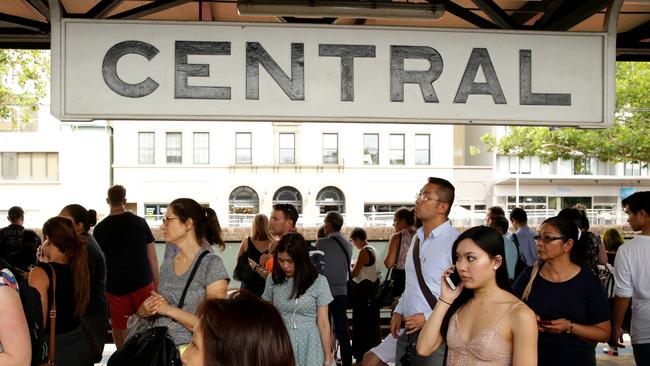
[602,228,624,252]
[252,214,272,241]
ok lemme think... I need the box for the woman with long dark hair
[417,226,537,365]
[138,198,229,349]
[59,204,108,362]
[29,216,93,366]
[262,232,334,366]
[512,216,611,366]
[181,291,296,366]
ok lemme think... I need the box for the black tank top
[40,262,81,333]
[240,237,268,296]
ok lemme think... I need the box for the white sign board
[52,19,611,126]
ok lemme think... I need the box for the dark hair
[272,204,299,227]
[61,204,97,232]
[324,211,344,232]
[349,227,367,241]
[316,225,326,239]
[541,216,590,266]
[272,233,318,299]
[107,185,126,206]
[427,177,455,216]
[488,206,505,218]
[622,191,650,215]
[441,226,510,338]
[509,207,527,225]
[169,198,224,250]
[42,216,90,317]
[490,215,510,235]
[198,291,296,366]
[394,207,415,227]
[557,208,589,231]
[8,206,24,222]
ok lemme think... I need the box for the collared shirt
[513,226,538,265]
[394,220,459,320]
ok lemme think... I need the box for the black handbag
[375,233,402,308]
[108,250,210,366]
[233,242,255,283]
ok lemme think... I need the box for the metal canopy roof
[1,0,649,60]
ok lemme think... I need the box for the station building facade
[1,108,648,229]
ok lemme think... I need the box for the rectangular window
[144,204,167,221]
[415,134,430,165]
[193,132,209,164]
[508,156,532,174]
[235,132,252,164]
[166,132,182,163]
[389,134,405,165]
[138,132,155,164]
[322,133,338,165]
[279,133,295,164]
[0,152,58,181]
[363,134,379,165]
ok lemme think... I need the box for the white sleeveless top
[353,245,381,283]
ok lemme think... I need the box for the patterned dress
[262,274,333,366]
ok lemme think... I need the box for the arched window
[273,186,303,214]
[316,186,345,214]
[229,186,259,214]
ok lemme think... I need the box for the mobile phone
[445,269,462,290]
[537,319,553,325]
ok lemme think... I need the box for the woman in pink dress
[417,226,538,366]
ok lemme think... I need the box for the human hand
[137,294,162,317]
[609,327,625,348]
[390,312,403,338]
[538,318,571,335]
[248,258,259,270]
[404,313,426,334]
[440,266,464,303]
[148,291,172,316]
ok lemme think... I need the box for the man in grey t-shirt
[316,211,353,366]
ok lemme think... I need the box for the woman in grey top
[138,198,229,346]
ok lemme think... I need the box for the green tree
[481,62,650,166]
[0,49,50,130]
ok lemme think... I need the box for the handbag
[233,239,255,283]
[40,263,57,366]
[108,250,210,366]
[376,233,403,307]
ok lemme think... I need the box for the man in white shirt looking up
[611,190,650,365]
[390,177,460,366]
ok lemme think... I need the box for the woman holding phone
[417,226,538,366]
[512,216,611,366]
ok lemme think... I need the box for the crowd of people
[0,181,648,366]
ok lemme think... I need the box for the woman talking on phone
[512,216,611,366]
[416,226,538,366]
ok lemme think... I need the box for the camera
[400,341,416,366]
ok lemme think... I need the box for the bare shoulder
[510,301,536,327]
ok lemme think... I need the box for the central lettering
[100,41,571,107]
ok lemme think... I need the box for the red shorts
[107,282,155,329]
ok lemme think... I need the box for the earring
[493,266,498,270]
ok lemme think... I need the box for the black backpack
[0,258,45,366]
[511,234,528,280]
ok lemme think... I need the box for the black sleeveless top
[39,262,80,333]
[240,237,268,296]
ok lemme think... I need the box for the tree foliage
[482,62,650,165]
[0,49,50,128]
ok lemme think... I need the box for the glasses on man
[415,192,440,201]
[534,234,564,244]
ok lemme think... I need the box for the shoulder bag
[108,250,210,366]
[376,233,402,308]
[40,263,57,366]
[233,237,255,283]
[522,261,542,302]
[412,237,437,310]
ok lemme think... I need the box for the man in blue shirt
[509,207,538,265]
[390,177,460,366]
